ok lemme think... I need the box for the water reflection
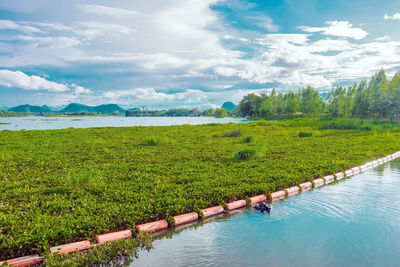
[131,159,400,267]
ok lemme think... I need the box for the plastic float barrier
[285,186,300,196]
[201,206,224,218]
[324,175,335,184]
[300,181,312,191]
[351,167,361,174]
[50,240,92,254]
[0,255,44,267]
[173,212,199,226]
[95,230,132,245]
[335,172,345,180]
[372,160,379,167]
[360,164,371,171]
[136,220,168,232]
[378,158,384,165]
[365,162,373,170]
[388,154,393,160]
[227,200,247,210]
[250,194,267,204]
[344,169,354,176]
[314,178,324,187]
[271,190,286,200]
[383,157,389,163]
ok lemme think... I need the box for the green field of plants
[1,119,400,259]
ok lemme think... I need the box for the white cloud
[298,21,368,40]
[80,5,149,18]
[74,21,135,40]
[0,69,70,92]
[256,34,309,45]
[16,35,81,48]
[374,36,391,41]
[384,13,400,20]
[0,20,43,33]
[73,84,92,94]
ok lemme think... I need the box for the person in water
[254,202,272,214]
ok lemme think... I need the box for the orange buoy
[173,212,199,226]
[0,255,44,267]
[314,178,324,187]
[271,190,285,200]
[250,194,267,204]
[300,181,312,191]
[344,169,354,176]
[136,220,168,232]
[201,206,224,218]
[285,186,300,196]
[95,230,132,245]
[50,240,92,254]
[227,200,247,210]
[335,172,345,180]
[324,175,335,184]
[351,167,361,174]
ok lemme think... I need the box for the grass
[1,119,400,260]
[233,148,258,160]
[298,131,313,137]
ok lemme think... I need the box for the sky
[0,0,400,109]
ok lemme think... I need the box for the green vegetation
[237,69,400,120]
[215,108,226,118]
[1,119,400,260]
[298,132,313,138]
[125,107,233,117]
[241,136,254,143]
[233,147,258,160]
[224,129,242,137]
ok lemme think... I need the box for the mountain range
[6,103,126,114]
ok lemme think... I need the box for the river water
[0,116,249,131]
[132,159,400,267]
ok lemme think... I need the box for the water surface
[0,116,249,131]
[132,159,400,267]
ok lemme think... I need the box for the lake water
[132,159,400,267]
[0,116,249,131]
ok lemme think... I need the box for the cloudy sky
[1,0,400,109]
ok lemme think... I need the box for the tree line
[126,108,230,118]
[236,69,400,120]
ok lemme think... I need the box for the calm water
[0,116,249,131]
[132,159,400,267]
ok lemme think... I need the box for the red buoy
[201,206,224,218]
[95,230,132,245]
[227,200,247,210]
[136,220,168,232]
[0,255,44,267]
[50,240,92,254]
[173,212,199,226]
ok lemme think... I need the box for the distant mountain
[8,105,53,113]
[60,103,125,114]
[221,102,236,111]
[0,106,9,111]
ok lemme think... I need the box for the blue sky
[0,0,400,109]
